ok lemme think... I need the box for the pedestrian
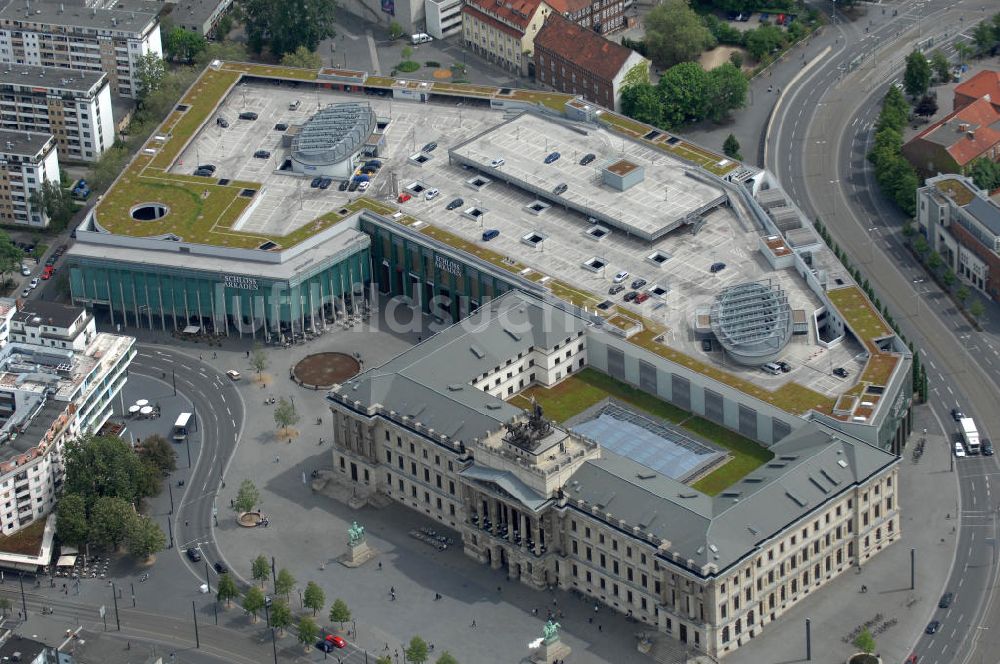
[230,498,234,508]
[212,351,217,359]
[599,624,602,632]
[497,585,502,593]
[185,520,189,527]
[589,616,593,624]
[246,350,250,358]
[378,561,382,570]
[391,586,395,594]
[275,456,279,463]
[199,354,202,361]
[471,619,477,628]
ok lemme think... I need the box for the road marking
[231,418,236,428]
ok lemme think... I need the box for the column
[532,519,542,556]
[520,512,529,548]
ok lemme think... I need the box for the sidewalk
[727,404,959,664]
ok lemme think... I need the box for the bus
[173,412,192,442]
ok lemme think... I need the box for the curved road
[130,346,245,592]
[768,3,1000,663]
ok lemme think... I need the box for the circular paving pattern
[432,68,453,79]
[291,352,360,389]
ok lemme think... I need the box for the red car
[634,292,651,304]
[41,267,54,280]
[325,635,346,648]
[397,193,412,203]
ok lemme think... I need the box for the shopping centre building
[65,60,911,657]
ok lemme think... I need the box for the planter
[847,654,880,664]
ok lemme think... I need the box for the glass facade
[362,219,518,324]
[69,248,371,339]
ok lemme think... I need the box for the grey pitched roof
[564,422,896,574]
[330,290,587,446]
[966,196,1000,236]
[460,465,551,511]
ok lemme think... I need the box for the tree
[435,653,459,664]
[620,82,662,127]
[729,51,744,69]
[243,0,338,57]
[643,0,714,68]
[137,434,176,474]
[913,235,930,258]
[0,235,23,287]
[723,134,742,160]
[28,181,76,230]
[274,397,299,434]
[930,49,951,83]
[970,157,1000,192]
[956,42,973,66]
[251,554,271,586]
[298,616,318,649]
[853,627,876,654]
[250,345,268,377]
[164,27,207,63]
[656,62,710,128]
[64,435,148,507]
[401,45,414,62]
[235,479,260,513]
[135,52,167,101]
[90,496,137,549]
[942,269,956,290]
[217,573,239,607]
[243,586,266,622]
[56,493,89,548]
[957,284,971,306]
[329,598,351,628]
[275,568,296,600]
[213,15,234,41]
[280,46,323,69]
[376,657,393,664]
[303,581,325,616]
[405,636,430,664]
[877,85,910,132]
[744,25,785,61]
[972,20,997,55]
[970,298,985,321]
[125,515,166,560]
[389,21,404,39]
[270,600,292,635]
[706,63,748,122]
[915,94,938,117]
[196,40,248,67]
[927,251,942,271]
[903,50,931,98]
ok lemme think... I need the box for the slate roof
[329,291,587,446]
[564,422,896,573]
[534,13,635,82]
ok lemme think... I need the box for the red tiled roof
[954,70,1000,109]
[913,97,1000,166]
[534,13,634,82]
[463,0,543,32]
[546,0,591,15]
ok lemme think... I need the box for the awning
[182,325,200,335]
[56,555,77,567]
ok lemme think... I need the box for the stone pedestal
[338,539,377,568]
[532,637,571,663]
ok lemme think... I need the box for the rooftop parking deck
[449,113,727,241]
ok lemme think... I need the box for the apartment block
[0,64,113,161]
[462,0,554,75]
[0,129,59,227]
[168,0,233,38]
[426,0,463,39]
[0,0,163,99]
[0,299,134,539]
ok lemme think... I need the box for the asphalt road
[128,346,245,595]
[767,2,1000,662]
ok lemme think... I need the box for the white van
[411,33,433,45]
[761,362,782,375]
[288,99,301,111]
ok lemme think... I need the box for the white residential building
[0,64,114,162]
[0,0,163,99]
[0,300,134,537]
[0,130,59,227]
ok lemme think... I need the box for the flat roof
[449,113,726,240]
[0,129,52,157]
[0,62,105,94]
[0,0,161,33]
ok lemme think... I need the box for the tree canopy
[217,573,239,606]
[243,0,338,57]
[643,0,714,68]
[243,586,266,620]
[622,60,747,130]
[903,50,932,98]
[723,134,742,160]
[164,27,207,63]
[235,479,260,513]
[970,158,1000,192]
[125,515,166,560]
[90,496,136,549]
[298,616,319,647]
[329,598,351,626]
[28,181,76,231]
[270,600,292,633]
[303,581,325,616]
[280,46,323,69]
[405,636,430,664]
[251,554,270,586]
[55,493,89,548]
[64,435,149,508]
[274,398,299,433]
[275,568,296,599]
[137,434,176,474]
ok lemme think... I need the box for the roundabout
[290,352,360,389]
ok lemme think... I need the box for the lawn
[0,518,47,556]
[510,368,772,495]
